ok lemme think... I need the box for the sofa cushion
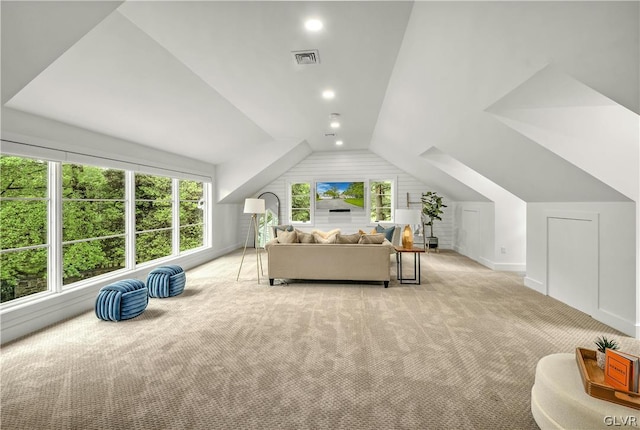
[273,224,294,237]
[313,232,338,244]
[311,228,340,239]
[336,233,361,244]
[375,224,395,242]
[277,229,299,243]
[359,233,386,244]
[297,230,316,243]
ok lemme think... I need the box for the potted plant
[421,191,447,251]
[594,335,619,369]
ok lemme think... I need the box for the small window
[290,182,311,223]
[135,173,173,264]
[370,180,393,223]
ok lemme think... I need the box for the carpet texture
[1,250,638,429]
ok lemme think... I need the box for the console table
[394,246,425,284]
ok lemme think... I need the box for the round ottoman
[146,265,186,298]
[95,279,148,321]
[531,353,639,429]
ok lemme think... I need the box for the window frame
[288,180,313,225]
[368,178,396,225]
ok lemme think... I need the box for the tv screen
[315,181,365,212]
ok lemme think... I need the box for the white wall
[0,108,241,343]
[526,202,636,336]
[240,150,453,247]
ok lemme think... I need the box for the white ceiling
[2,1,638,203]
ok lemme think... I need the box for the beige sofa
[266,241,393,287]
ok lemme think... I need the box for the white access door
[547,216,597,315]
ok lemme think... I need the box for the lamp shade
[395,209,421,225]
[243,198,265,214]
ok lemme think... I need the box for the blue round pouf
[146,265,186,298]
[95,279,148,321]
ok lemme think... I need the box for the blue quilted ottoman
[146,265,186,298]
[95,279,148,321]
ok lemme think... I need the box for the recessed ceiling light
[329,113,341,128]
[322,90,335,99]
[305,19,323,32]
[335,140,343,146]
[330,121,340,129]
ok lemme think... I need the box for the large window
[290,182,311,223]
[62,164,126,284]
[0,152,209,306]
[0,156,49,303]
[370,180,394,223]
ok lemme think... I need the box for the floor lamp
[237,198,266,283]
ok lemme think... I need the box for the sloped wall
[240,150,453,248]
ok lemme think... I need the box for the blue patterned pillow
[375,224,395,242]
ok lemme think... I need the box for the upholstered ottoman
[95,279,148,321]
[146,265,186,298]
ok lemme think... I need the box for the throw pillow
[274,224,294,237]
[313,233,337,244]
[277,229,298,244]
[311,228,340,239]
[336,233,361,244]
[375,224,395,242]
[297,230,316,243]
[358,229,367,235]
[358,233,385,244]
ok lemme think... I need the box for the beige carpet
[1,250,637,429]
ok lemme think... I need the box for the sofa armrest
[265,238,279,250]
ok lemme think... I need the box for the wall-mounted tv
[315,181,365,212]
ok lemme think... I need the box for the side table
[394,246,426,284]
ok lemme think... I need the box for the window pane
[62,237,125,285]
[62,201,125,241]
[1,248,48,303]
[0,156,48,198]
[179,180,203,200]
[371,208,392,222]
[291,183,310,195]
[136,230,172,264]
[136,202,172,231]
[62,164,124,199]
[291,209,310,222]
[180,225,203,251]
[291,195,310,209]
[0,201,47,249]
[180,201,202,226]
[135,173,172,199]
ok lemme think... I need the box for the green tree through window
[370,180,393,222]
[291,182,311,223]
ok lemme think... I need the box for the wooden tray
[575,347,640,410]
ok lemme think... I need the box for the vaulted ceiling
[2,1,638,204]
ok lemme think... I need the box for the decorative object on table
[574,347,640,409]
[237,198,266,283]
[604,348,640,393]
[394,209,422,249]
[147,265,186,298]
[95,279,148,321]
[594,335,620,369]
[421,191,447,252]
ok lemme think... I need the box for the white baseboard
[593,309,637,338]
[524,277,546,294]
[1,246,237,345]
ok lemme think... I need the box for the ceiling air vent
[292,49,320,65]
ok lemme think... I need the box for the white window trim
[367,177,397,225]
[288,180,314,225]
